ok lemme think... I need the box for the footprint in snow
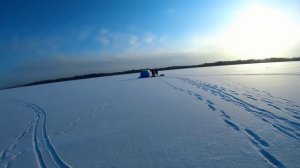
[244,128,269,147]
[223,119,240,131]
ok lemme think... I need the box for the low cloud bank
[0,52,218,88]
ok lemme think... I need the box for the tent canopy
[139,70,151,78]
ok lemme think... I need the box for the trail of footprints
[163,79,295,168]
[175,77,300,141]
[0,120,34,168]
[57,100,112,135]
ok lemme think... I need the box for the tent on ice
[139,70,151,78]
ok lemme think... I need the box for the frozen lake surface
[0,61,299,168]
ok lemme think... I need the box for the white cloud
[97,29,111,46]
[129,35,139,47]
[144,33,155,43]
[159,35,167,43]
[95,28,169,52]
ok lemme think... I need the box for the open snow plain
[0,62,299,168]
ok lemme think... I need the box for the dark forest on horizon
[3,57,300,90]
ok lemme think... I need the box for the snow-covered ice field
[0,61,299,168]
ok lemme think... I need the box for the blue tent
[139,70,151,78]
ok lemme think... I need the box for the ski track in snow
[12,100,71,168]
[1,98,113,167]
[161,76,300,168]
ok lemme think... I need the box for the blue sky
[0,0,300,88]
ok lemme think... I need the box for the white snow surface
[0,61,300,168]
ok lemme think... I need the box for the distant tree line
[2,57,300,90]
[159,57,300,71]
